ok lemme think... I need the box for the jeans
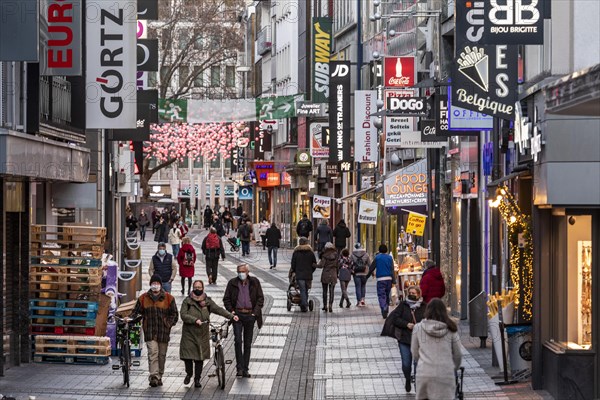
[241,241,250,256]
[139,225,147,241]
[322,282,336,307]
[206,257,219,283]
[398,342,417,381]
[261,235,267,249]
[233,314,256,372]
[354,275,367,302]
[268,247,278,267]
[172,244,180,258]
[183,359,203,382]
[146,340,168,381]
[224,220,231,234]
[162,281,172,293]
[377,280,393,314]
[339,280,350,303]
[297,279,310,308]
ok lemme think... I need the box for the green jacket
[179,296,232,361]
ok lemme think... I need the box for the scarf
[190,291,207,308]
[406,297,423,310]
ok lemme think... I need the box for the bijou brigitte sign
[384,57,415,88]
[384,159,428,207]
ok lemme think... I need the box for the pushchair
[226,236,240,252]
[411,366,464,400]
[286,271,314,311]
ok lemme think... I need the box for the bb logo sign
[386,97,429,116]
[483,0,544,44]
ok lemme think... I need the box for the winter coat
[168,227,182,245]
[177,243,197,278]
[290,244,317,281]
[138,213,150,227]
[201,234,225,260]
[368,253,395,281]
[132,289,179,343]
[392,300,426,344]
[315,223,333,244]
[223,276,265,329]
[237,223,253,242]
[332,222,351,248]
[338,255,352,282]
[350,249,371,276]
[212,220,226,237]
[154,221,168,243]
[179,296,232,361]
[420,267,446,303]
[411,319,462,400]
[258,221,270,236]
[126,216,138,231]
[296,218,313,237]
[148,253,177,283]
[318,247,339,284]
[265,226,282,248]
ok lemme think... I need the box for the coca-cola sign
[384,56,415,88]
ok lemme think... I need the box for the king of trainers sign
[453,0,518,120]
[328,61,352,163]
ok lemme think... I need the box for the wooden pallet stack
[29,224,110,364]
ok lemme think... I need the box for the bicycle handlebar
[115,314,142,325]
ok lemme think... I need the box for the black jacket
[291,244,317,281]
[332,223,351,248]
[296,218,313,237]
[201,235,225,260]
[223,276,264,329]
[392,300,426,344]
[315,223,333,244]
[265,226,282,248]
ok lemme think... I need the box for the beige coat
[411,319,462,400]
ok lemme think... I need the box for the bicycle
[112,314,142,388]
[207,320,233,390]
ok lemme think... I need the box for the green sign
[312,17,332,104]
[158,99,188,123]
[256,95,297,120]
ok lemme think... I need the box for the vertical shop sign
[328,61,352,163]
[482,0,544,44]
[0,0,39,61]
[86,0,137,129]
[137,0,158,20]
[312,17,332,103]
[40,0,82,75]
[354,90,378,162]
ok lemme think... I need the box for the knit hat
[150,274,162,285]
[354,243,361,249]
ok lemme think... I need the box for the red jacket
[177,243,197,278]
[420,267,446,303]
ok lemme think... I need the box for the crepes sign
[312,195,331,219]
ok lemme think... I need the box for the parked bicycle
[112,314,142,388]
[207,320,232,389]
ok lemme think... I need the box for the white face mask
[150,284,161,292]
[238,272,248,281]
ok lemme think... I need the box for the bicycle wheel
[215,346,226,390]
[122,342,131,388]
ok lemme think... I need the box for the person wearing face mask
[168,223,182,258]
[223,264,264,378]
[149,243,178,293]
[385,285,426,393]
[179,280,238,388]
[132,275,179,387]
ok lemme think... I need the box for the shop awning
[545,63,600,116]
[336,183,382,202]
[486,168,531,189]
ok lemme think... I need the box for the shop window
[225,66,236,88]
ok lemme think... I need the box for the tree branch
[147,157,179,176]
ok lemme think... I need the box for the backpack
[206,234,221,249]
[353,254,368,273]
[183,251,194,267]
[298,219,311,235]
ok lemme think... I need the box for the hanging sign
[482,0,544,44]
[238,186,253,200]
[326,162,339,177]
[384,159,428,207]
[312,195,332,219]
[328,61,352,163]
[309,123,329,158]
[384,89,417,148]
[386,97,431,117]
[40,0,82,76]
[312,17,332,103]
[358,199,378,225]
[383,56,415,88]
[406,212,427,236]
[354,90,378,162]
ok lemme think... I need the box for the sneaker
[194,381,202,388]
[405,379,411,392]
[242,371,251,378]
[184,375,192,385]
[157,379,163,386]
[270,265,274,269]
[328,306,333,313]
[149,378,159,387]
[339,300,344,308]
[346,301,351,308]
[236,370,243,377]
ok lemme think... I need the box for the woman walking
[168,223,182,258]
[317,243,339,312]
[391,286,426,393]
[179,280,237,388]
[201,227,225,284]
[411,298,462,400]
[177,237,196,295]
[138,210,150,241]
[153,217,168,243]
[258,217,270,250]
[350,243,371,307]
[337,249,352,308]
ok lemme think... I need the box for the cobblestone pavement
[0,230,552,399]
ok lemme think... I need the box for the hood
[352,249,367,257]
[320,220,328,225]
[337,220,346,228]
[322,248,338,260]
[294,244,313,252]
[420,319,449,338]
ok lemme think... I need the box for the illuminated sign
[384,159,428,207]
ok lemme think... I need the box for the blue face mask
[158,249,166,256]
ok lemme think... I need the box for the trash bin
[124,259,142,295]
[125,242,141,260]
[118,270,138,303]
[505,323,532,378]
[468,291,488,347]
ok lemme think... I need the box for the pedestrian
[177,237,196,295]
[125,212,138,237]
[132,274,179,387]
[411,298,462,399]
[315,220,333,258]
[390,285,426,393]
[235,204,243,219]
[212,214,226,237]
[179,280,237,388]
[203,206,213,230]
[317,242,339,313]
[223,264,265,378]
[337,248,352,308]
[151,209,159,234]
[179,219,189,238]
[419,260,446,303]
[296,214,313,243]
[237,220,252,256]
[138,210,150,241]
[265,222,282,269]
[290,237,317,312]
[350,243,371,307]
[367,244,395,318]
[332,219,351,253]
[154,217,168,243]
[222,207,233,234]
[148,242,178,293]
[202,227,225,285]
[258,217,270,250]
[168,222,182,258]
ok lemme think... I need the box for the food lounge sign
[384,159,428,207]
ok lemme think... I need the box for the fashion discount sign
[354,90,378,162]
[86,0,137,129]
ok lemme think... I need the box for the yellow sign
[406,212,427,236]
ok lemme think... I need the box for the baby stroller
[411,366,464,400]
[286,271,314,311]
[226,236,240,252]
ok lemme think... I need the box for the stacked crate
[29,225,109,364]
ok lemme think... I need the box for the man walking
[265,222,282,269]
[290,237,317,312]
[202,227,226,285]
[132,275,179,387]
[296,214,313,243]
[332,219,351,253]
[148,242,178,293]
[223,264,264,378]
[315,220,333,258]
[138,210,150,241]
[367,244,395,318]
[237,220,253,256]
